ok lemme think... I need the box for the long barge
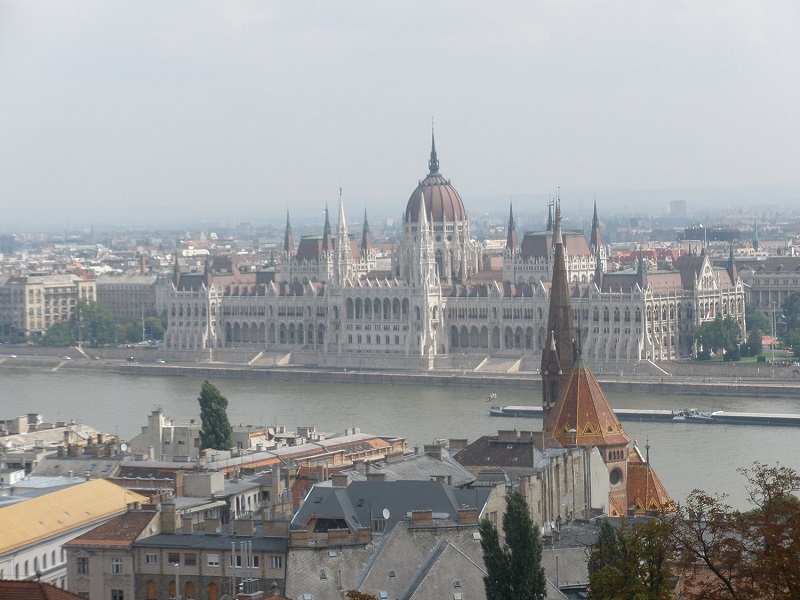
[488,405,800,427]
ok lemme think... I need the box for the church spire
[506,200,518,254]
[428,125,439,175]
[283,210,294,255]
[546,198,554,231]
[541,201,576,418]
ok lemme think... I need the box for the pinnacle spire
[546,198,554,231]
[322,204,333,253]
[506,200,518,253]
[283,210,294,255]
[361,208,371,254]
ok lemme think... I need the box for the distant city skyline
[2,2,799,230]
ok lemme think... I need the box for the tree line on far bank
[694,291,800,362]
[7,299,168,347]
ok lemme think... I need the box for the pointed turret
[546,200,554,231]
[637,248,648,289]
[506,201,518,254]
[321,205,333,253]
[417,193,436,286]
[283,211,294,255]
[593,247,604,289]
[361,208,371,255]
[540,202,576,418]
[590,198,603,252]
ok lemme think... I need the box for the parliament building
[164,134,745,371]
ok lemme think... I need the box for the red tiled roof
[544,361,631,448]
[0,581,85,600]
[626,446,673,513]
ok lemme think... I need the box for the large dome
[404,134,467,223]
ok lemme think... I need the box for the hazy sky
[1,2,799,230]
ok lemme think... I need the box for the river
[3,369,799,509]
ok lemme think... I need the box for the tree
[480,490,546,600]
[745,329,763,357]
[198,380,232,451]
[669,463,800,599]
[588,517,674,600]
[745,306,770,335]
[41,321,76,346]
[693,315,742,358]
[782,291,800,331]
[345,592,377,600]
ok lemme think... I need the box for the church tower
[540,202,576,419]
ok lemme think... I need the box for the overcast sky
[1,1,799,230]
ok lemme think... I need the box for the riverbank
[2,351,800,399]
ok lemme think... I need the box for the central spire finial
[428,121,439,175]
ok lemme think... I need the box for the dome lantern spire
[428,124,439,175]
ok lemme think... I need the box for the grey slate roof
[291,480,490,534]
[133,532,287,552]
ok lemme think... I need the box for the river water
[3,369,799,509]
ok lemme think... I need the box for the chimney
[352,459,366,474]
[181,515,194,534]
[423,444,442,460]
[161,501,178,534]
[497,430,519,443]
[331,473,349,487]
[263,521,289,538]
[457,508,479,524]
[411,510,433,527]
[289,529,309,546]
[366,472,385,482]
[233,517,255,536]
[203,517,222,534]
[448,439,468,451]
[174,471,185,497]
[385,451,404,464]
[57,446,65,457]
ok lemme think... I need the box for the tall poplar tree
[480,490,546,600]
[198,380,232,451]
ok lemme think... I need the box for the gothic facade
[164,137,746,369]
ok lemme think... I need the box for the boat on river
[488,403,800,427]
[672,408,714,422]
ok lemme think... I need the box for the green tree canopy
[745,305,770,334]
[693,315,742,358]
[481,490,546,600]
[198,380,232,451]
[782,291,800,331]
[745,329,763,357]
[41,321,76,346]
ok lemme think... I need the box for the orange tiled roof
[0,581,85,600]
[626,445,673,513]
[65,510,157,549]
[608,490,628,518]
[544,360,631,448]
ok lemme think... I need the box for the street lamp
[771,302,777,362]
[172,562,181,600]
